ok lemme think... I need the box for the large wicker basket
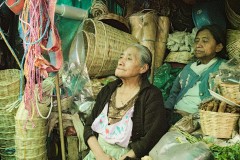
[81,18,138,77]
[199,109,240,138]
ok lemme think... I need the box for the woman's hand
[87,136,115,160]
[119,149,136,160]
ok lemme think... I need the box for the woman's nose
[195,41,202,48]
[118,58,124,65]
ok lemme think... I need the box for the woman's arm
[87,136,115,160]
[164,74,181,110]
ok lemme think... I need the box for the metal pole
[55,73,66,160]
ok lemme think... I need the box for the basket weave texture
[0,69,20,97]
[226,29,240,61]
[82,18,138,77]
[15,102,48,160]
[0,70,18,158]
[219,82,240,104]
[199,109,240,138]
[15,118,48,160]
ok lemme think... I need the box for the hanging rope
[19,0,63,119]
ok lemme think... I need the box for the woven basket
[0,69,20,97]
[0,114,15,127]
[0,94,19,108]
[81,18,138,77]
[82,31,96,69]
[15,151,47,160]
[15,118,47,128]
[15,136,46,147]
[199,110,240,138]
[95,13,130,33]
[15,143,46,157]
[219,82,240,104]
[0,153,15,160]
[225,0,240,30]
[0,125,15,133]
[0,131,15,139]
[0,138,15,148]
[15,125,47,138]
[226,29,240,60]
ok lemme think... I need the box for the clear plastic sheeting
[65,32,95,116]
[149,131,213,160]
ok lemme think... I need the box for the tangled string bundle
[19,0,63,118]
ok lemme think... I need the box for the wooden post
[55,73,66,160]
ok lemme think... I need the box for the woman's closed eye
[194,38,209,44]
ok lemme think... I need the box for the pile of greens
[210,143,240,160]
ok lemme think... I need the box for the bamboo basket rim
[95,13,130,33]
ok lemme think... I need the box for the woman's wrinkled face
[194,29,223,64]
[115,46,145,78]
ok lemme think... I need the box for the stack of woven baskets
[0,69,21,160]
[14,76,56,160]
[15,101,48,160]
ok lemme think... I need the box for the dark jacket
[84,78,169,158]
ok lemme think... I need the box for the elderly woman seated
[83,44,169,160]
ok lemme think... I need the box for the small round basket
[0,69,20,97]
[199,109,240,138]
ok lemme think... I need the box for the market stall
[0,0,239,159]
